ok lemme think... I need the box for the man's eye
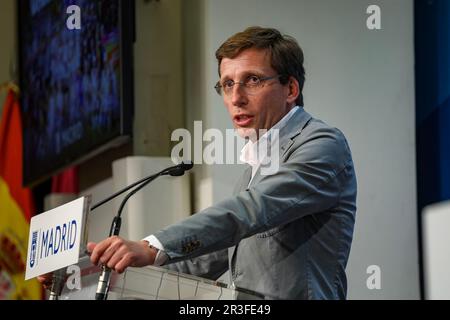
[223,81,234,88]
[246,76,260,85]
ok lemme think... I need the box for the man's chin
[236,127,258,141]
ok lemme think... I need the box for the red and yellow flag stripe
[0,90,42,300]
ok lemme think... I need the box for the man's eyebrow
[220,70,266,81]
[220,75,232,82]
[243,71,266,78]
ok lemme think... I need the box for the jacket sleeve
[155,125,355,263]
[163,248,228,280]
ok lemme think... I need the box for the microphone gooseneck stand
[48,268,68,300]
[94,162,193,300]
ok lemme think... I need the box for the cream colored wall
[0,0,17,114]
[133,0,185,157]
[181,0,213,212]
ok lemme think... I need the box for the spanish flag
[0,89,42,300]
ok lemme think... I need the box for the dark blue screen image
[20,0,125,185]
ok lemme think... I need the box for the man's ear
[286,76,300,105]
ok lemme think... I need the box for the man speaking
[40,26,357,300]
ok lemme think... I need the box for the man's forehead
[220,48,272,71]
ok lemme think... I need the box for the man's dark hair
[216,26,306,106]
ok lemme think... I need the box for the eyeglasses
[214,74,284,96]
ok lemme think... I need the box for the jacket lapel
[233,165,252,195]
[278,107,312,157]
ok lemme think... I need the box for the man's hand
[37,273,53,290]
[87,236,157,274]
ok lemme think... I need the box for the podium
[34,161,262,300]
[58,255,262,300]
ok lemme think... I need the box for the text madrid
[31,220,78,266]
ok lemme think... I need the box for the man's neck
[250,105,299,142]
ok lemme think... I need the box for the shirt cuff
[142,235,169,266]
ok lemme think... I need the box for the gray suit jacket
[155,107,357,299]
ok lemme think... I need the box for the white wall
[422,201,450,299]
[185,0,419,299]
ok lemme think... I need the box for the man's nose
[230,83,248,107]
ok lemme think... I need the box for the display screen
[19,0,134,186]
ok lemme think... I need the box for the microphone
[94,161,193,300]
[166,161,194,177]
